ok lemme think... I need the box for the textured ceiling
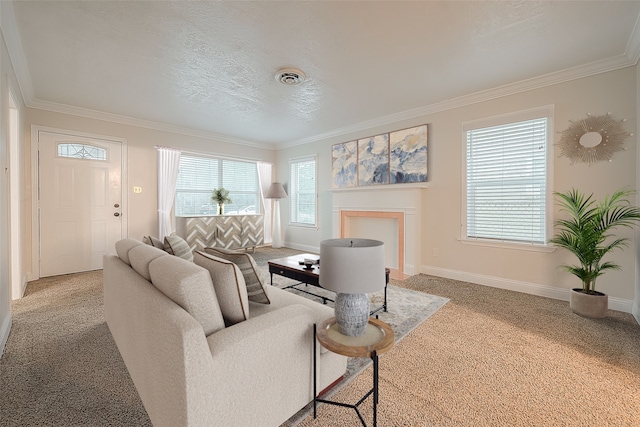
[7,1,640,148]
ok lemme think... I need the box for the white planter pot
[569,288,608,318]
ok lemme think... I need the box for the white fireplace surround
[332,186,424,279]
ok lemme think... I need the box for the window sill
[288,223,319,231]
[459,238,556,253]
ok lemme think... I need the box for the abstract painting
[331,141,358,188]
[389,125,428,183]
[358,134,389,186]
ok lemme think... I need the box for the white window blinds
[175,154,260,216]
[289,156,317,226]
[465,116,548,244]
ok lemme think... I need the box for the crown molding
[3,1,638,153]
[24,52,638,152]
[277,54,638,149]
[1,1,33,103]
[1,2,274,150]
[26,99,277,150]
[625,12,640,65]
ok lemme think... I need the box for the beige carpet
[0,270,151,426]
[2,250,639,426]
[299,275,640,426]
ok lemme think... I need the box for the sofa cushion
[193,251,249,326]
[115,238,144,266]
[204,247,271,304]
[129,244,168,281]
[148,255,225,335]
[164,235,193,262]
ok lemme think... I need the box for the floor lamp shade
[320,238,385,336]
[266,182,287,199]
[266,182,287,249]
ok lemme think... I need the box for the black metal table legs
[313,325,380,427]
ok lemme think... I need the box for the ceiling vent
[275,68,306,85]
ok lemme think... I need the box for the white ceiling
[5,1,640,149]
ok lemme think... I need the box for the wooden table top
[316,317,394,358]
[268,253,319,273]
[268,254,390,278]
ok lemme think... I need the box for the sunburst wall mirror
[557,113,633,165]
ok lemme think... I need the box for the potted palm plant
[549,188,640,318]
[211,187,232,215]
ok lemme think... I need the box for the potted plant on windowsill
[549,188,640,318]
[211,188,232,215]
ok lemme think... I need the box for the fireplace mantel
[332,186,424,278]
[330,182,429,193]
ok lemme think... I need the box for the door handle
[114,212,121,217]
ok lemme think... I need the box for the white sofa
[103,238,347,427]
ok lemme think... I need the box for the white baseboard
[420,265,634,314]
[10,274,30,301]
[404,263,416,276]
[20,274,28,298]
[283,241,319,254]
[0,312,12,358]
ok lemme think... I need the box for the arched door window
[57,143,107,161]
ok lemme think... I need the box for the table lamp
[319,238,385,336]
[266,182,287,249]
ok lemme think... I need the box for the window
[57,143,107,161]
[175,153,260,216]
[463,107,553,246]
[289,155,317,226]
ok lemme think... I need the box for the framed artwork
[331,140,358,188]
[331,123,427,189]
[358,134,389,186]
[389,125,427,183]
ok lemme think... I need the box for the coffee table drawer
[268,264,319,286]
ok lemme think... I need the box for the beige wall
[276,66,638,307]
[1,21,28,352]
[635,63,640,323]
[0,24,11,354]
[23,109,276,279]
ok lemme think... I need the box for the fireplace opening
[340,210,405,279]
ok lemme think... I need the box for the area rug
[278,283,448,426]
[253,251,449,426]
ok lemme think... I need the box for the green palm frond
[211,187,232,205]
[550,188,640,293]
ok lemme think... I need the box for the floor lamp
[266,182,287,249]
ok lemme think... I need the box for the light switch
[133,186,142,194]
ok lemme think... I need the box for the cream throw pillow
[194,251,250,325]
[204,247,271,304]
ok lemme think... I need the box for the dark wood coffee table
[268,253,389,314]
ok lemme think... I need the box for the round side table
[314,317,394,427]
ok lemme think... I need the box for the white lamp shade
[319,238,385,294]
[266,182,287,199]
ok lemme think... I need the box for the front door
[38,130,123,277]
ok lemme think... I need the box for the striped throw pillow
[193,251,249,325]
[164,235,194,262]
[204,247,270,304]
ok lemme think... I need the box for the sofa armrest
[204,304,342,427]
